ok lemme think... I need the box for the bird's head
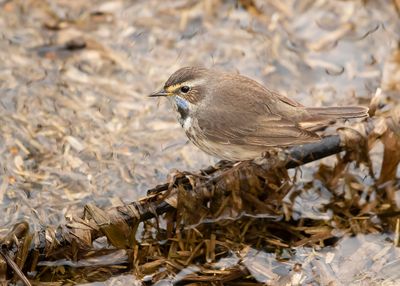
[149,66,209,104]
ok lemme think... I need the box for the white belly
[183,118,265,161]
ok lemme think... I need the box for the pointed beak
[149,89,171,97]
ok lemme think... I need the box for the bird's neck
[170,96,191,127]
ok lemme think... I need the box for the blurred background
[0,0,399,283]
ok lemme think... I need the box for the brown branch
[28,133,359,255]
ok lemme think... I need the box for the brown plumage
[150,67,368,160]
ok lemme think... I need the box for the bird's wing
[195,109,320,148]
[195,73,319,147]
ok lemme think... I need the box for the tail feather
[305,106,369,119]
[300,106,368,131]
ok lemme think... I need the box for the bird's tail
[300,106,368,130]
[305,106,369,119]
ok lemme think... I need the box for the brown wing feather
[196,110,319,148]
[195,71,319,148]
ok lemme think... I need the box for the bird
[149,66,368,161]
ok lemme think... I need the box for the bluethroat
[150,67,368,161]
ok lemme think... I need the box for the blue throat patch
[174,96,190,121]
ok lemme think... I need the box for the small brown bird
[150,67,368,161]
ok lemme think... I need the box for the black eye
[180,86,190,93]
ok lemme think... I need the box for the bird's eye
[180,86,190,93]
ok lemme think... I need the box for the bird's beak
[149,89,171,97]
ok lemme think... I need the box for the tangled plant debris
[2,101,400,284]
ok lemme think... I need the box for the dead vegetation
[2,102,400,284]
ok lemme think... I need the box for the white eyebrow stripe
[183,78,207,87]
[167,78,208,92]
